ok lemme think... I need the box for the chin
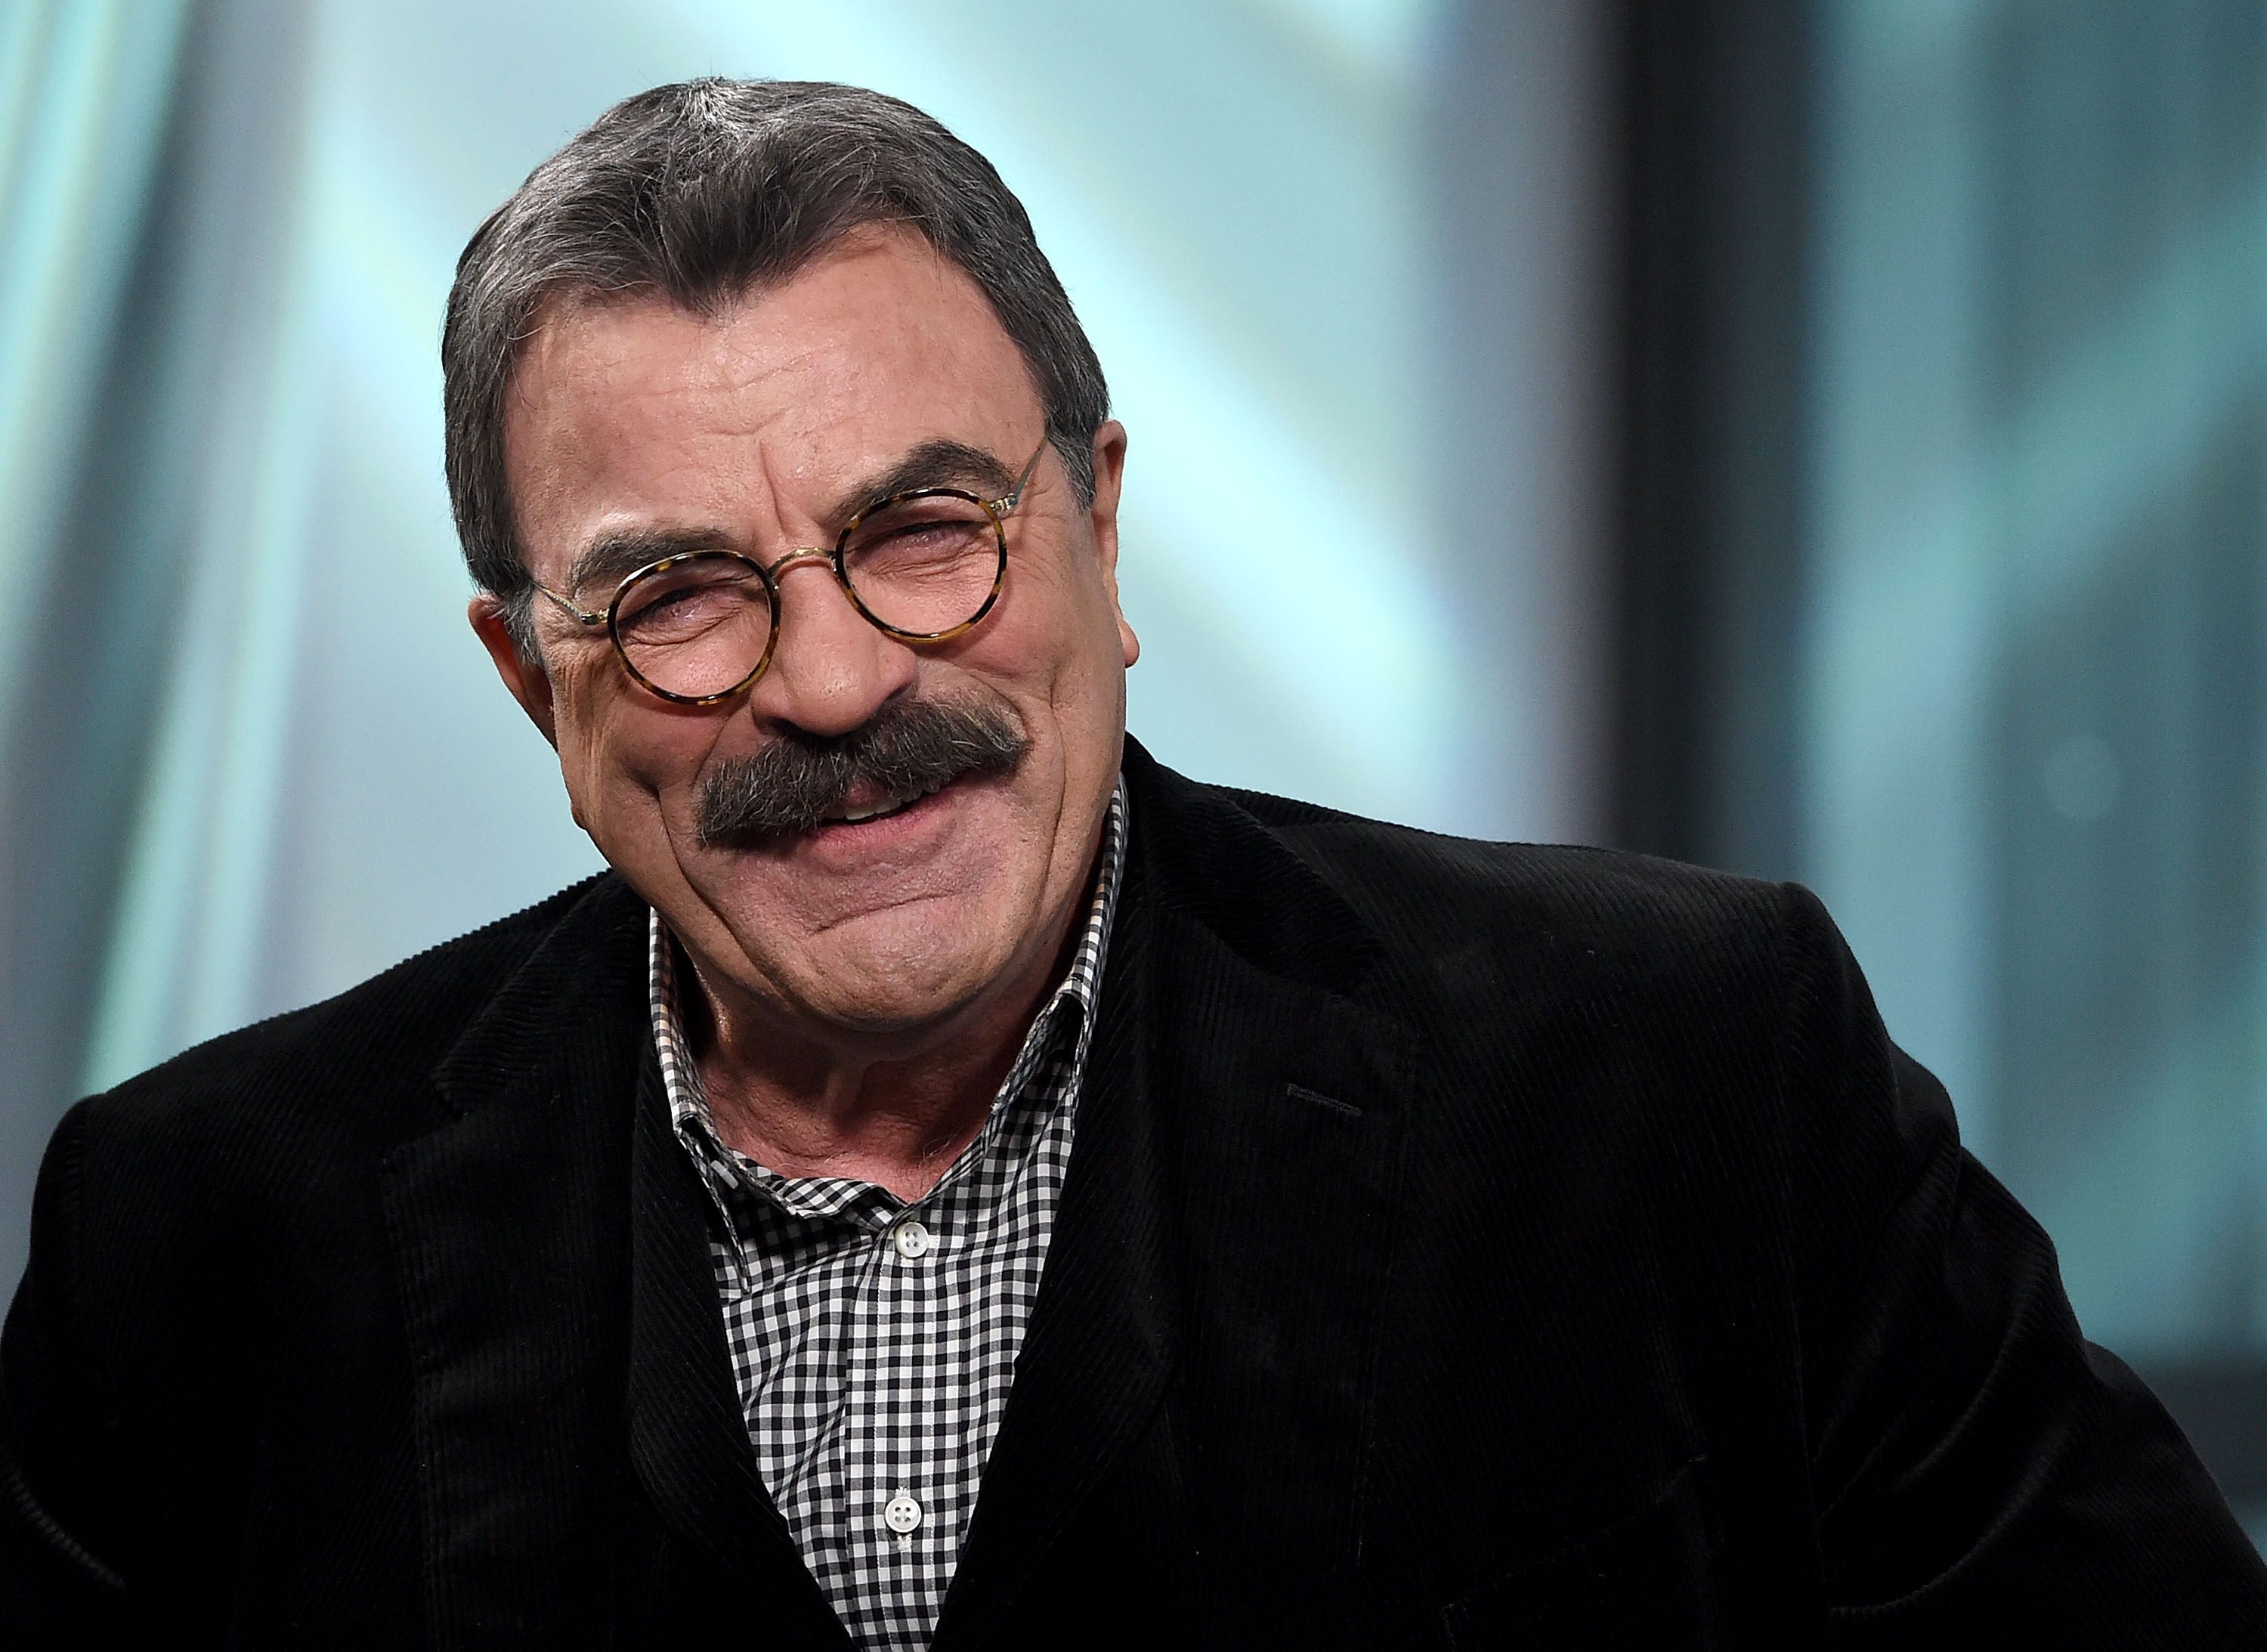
[787,901,1015,1027]
[803,951,1001,1039]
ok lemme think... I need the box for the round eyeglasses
[526,438,1049,704]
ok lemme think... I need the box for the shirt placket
[843,1188,940,1645]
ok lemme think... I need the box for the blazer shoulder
[1217,781,1794,970]
[77,873,626,1154]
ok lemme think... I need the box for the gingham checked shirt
[648,783,1126,1650]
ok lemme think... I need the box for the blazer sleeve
[1776,882,2267,1645]
[1,1101,131,1644]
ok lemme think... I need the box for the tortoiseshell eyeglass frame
[525,435,1050,705]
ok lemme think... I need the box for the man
[3,76,2263,1650]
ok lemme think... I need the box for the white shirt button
[889,1220,933,1260]
[883,1491,923,1534]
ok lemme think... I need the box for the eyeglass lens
[613,556,773,699]
[840,492,1002,632]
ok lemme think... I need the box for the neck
[696,1016,1031,1204]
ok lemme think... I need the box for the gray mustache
[694,698,1028,846]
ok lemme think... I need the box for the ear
[1086,420,1138,669]
[469,593,559,747]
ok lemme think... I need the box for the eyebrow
[561,438,1020,599]
[565,527,735,600]
[822,438,1019,526]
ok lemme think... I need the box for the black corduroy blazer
[5,740,2265,1648]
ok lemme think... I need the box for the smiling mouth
[821,778,952,826]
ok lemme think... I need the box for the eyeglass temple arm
[991,435,1052,515]
[530,580,607,627]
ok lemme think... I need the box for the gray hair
[441,79,1110,653]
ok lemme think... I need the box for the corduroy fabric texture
[3,738,2265,1649]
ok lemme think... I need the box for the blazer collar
[1114,736,1384,996]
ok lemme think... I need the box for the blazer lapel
[1152,906,1415,1632]
[379,877,646,1649]
[932,750,1419,1647]
[382,875,843,1647]
[930,843,1180,1651]
[624,1051,852,1645]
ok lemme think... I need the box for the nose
[744,549,918,737]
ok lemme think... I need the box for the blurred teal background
[8,0,2267,1521]
[1612,0,2267,1524]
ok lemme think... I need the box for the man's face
[477,227,1136,1052]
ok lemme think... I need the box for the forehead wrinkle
[512,271,1032,596]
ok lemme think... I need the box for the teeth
[827,779,947,825]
